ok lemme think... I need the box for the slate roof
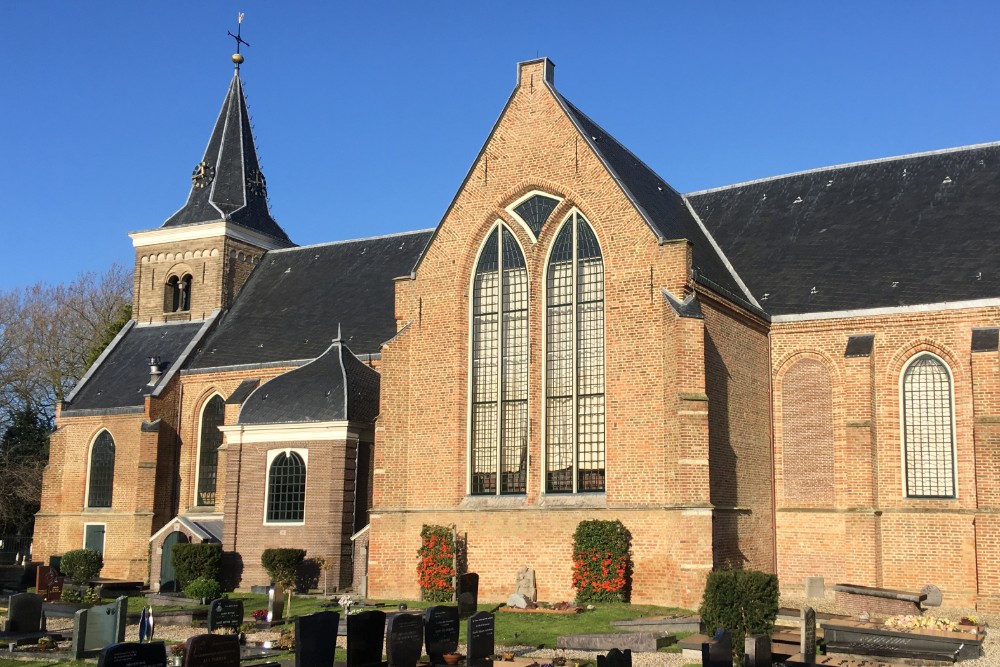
[238,340,379,425]
[188,229,433,370]
[64,321,204,413]
[162,70,292,246]
[687,143,1000,316]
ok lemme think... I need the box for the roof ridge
[268,228,435,253]
[686,140,1000,196]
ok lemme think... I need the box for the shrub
[261,548,306,587]
[60,549,103,585]
[172,543,222,589]
[183,576,222,602]
[571,519,631,603]
[417,524,455,602]
[698,568,779,664]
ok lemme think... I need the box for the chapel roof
[687,142,1000,316]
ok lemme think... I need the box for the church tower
[129,42,292,324]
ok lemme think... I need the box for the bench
[833,584,926,616]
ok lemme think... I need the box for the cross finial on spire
[228,12,250,67]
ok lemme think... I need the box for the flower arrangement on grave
[417,524,455,602]
[571,519,631,603]
[883,614,978,633]
[251,608,268,622]
[170,644,185,658]
[338,593,356,614]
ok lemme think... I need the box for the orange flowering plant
[571,519,631,603]
[417,524,455,602]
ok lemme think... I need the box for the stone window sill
[538,493,607,508]
[460,495,528,509]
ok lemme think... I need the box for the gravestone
[921,584,942,607]
[423,605,459,664]
[467,611,494,667]
[207,598,244,632]
[597,648,632,667]
[805,577,825,599]
[347,609,387,667]
[72,596,129,659]
[268,584,285,623]
[296,610,340,667]
[800,607,817,663]
[702,628,732,667]
[4,592,43,632]
[386,612,424,667]
[515,567,536,601]
[184,633,240,667]
[744,634,771,667]
[457,573,480,618]
[97,641,167,667]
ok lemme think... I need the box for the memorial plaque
[457,573,479,618]
[268,584,285,623]
[597,648,632,667]
[207,598,244,632]
[296,610,340,667]
[97,641,167,667]
[347,609,387,667]
[423,605,459,664]
[72,597,129,659]
[386,613,424,667]
[467,611,494,667]
[744,634,771,667]
[800,607,816,663]
[4,592,43,633]
[184,633,240,667]
[701,629,731,667]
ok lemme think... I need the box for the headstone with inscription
[597,648,632,667]
[423,606,459,665]
[268,584,285,623]
[72,597,129,660]
[744,634,771,667]
[3,592,43,633]
[97,641,167,667]
[702,628,731,667]
[207,598,244,632]
[296,611,340,667]
[386,613,424,667]
[800,607,817,663]
[467,611,494,667]
[183,633,240,667]
[457,573,479,618]
[347,610,388,667]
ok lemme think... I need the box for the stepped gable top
[161,65,292,246]
[188,229,434,370]
[63,321,205,413]
[687,142,1000,317]
[238,337,379,425]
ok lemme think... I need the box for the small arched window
[179,274,192,311]
[88,431,116,508]
[266,451,306,523]
[902,353,956,498]
[196,395,225,506]
[164,274,192,313]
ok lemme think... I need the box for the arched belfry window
[470,225,528,495]
[87,431,116,508]
[196,395,225,506]
[165,274,192,312]
[545,212,605,493]
[266,451,306,523]
[902,353,956,498]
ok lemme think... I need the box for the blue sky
[3,2,999,290]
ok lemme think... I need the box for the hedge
[172,543,222,590]
[261,548,306,587]
[698,568,779,664]
[60,549,103,585]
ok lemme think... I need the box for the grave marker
[801,607,817,663]
[207,598,244,632]
[97,641,167,667]
[466,611,494,667]
[597,648,632,667]
[296,610,340,667]
[744,634,771,667]
[3,593,43,633]
[72,597,128,660]
[268,584,285,623]
[423,606,459,664]
[386,612,424,667]
[702,628,731,667]
[457,573,479,618]
[184,633,240,667]
[347,610,387,667]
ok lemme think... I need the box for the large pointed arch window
[87,431,116,508]
[197,395,225,506]
[902,353,956,498]
[471,225,528,495]
[545,212,605,493]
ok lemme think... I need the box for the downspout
[768,329,778,575]
[173,382,184,517]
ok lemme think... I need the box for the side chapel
[34,51,1000,611]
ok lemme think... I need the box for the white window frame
[505,190,564,242]
[898,351,959,499]
[263,448,308,526]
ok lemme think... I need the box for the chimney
[517,57,555,89]
[148,356,162,386]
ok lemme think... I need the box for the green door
[84,524,105,556]
[160,531,188,592]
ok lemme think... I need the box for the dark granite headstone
[702,628,731,667]
[386,613,424,667]
[184,633,240,667]
[72,597,129,660]
[423,606,459,664]
[800,607,816,663]
[347,610,387,667]
[4,592,43,632]
[744,634,771,667]
[207,598,244,632]
[268,584,285,623]
[296,611,340,667]
[97,641,167,667]
[597,648,632,667]
[467,611,494,667]
[457,573,479,618]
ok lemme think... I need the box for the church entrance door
[160,531,188,592]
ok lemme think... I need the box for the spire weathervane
[228,12,249,67]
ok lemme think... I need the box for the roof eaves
[151,310,221,397]
[693,272,771,322]
[182,358,311,376]
[64,320,136,404]
[682,196,761,309]
[266,228,435,255]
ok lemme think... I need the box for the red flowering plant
[417,524,455,602]
[571,519,631,603]
[251,609,267,622]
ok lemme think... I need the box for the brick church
[33,52,1000,611]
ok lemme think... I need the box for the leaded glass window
[197,395,225,506]
[545,212,605,493]
[88,431,115,508]
[266,451,306,522]
[513,194,560,237]
[902,354,956,498]
[471,225,528,495]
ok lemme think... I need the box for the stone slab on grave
[423,605,459,665]
[467,611,494,667]
[457,573,479,618]
[3,592,43,633]
[386,612,424,667]
[597,648,632,667]
[72,596,129,660]
[701,628,732,667]
[610,616,702,633]
[347,609,388,667]
[97,641,167,667]
[558,632,672,652]
[296,610,340,667]
[207,598,244,632]
[822,619,984,662]
[743,634,771,667]
[184,633,240,667]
